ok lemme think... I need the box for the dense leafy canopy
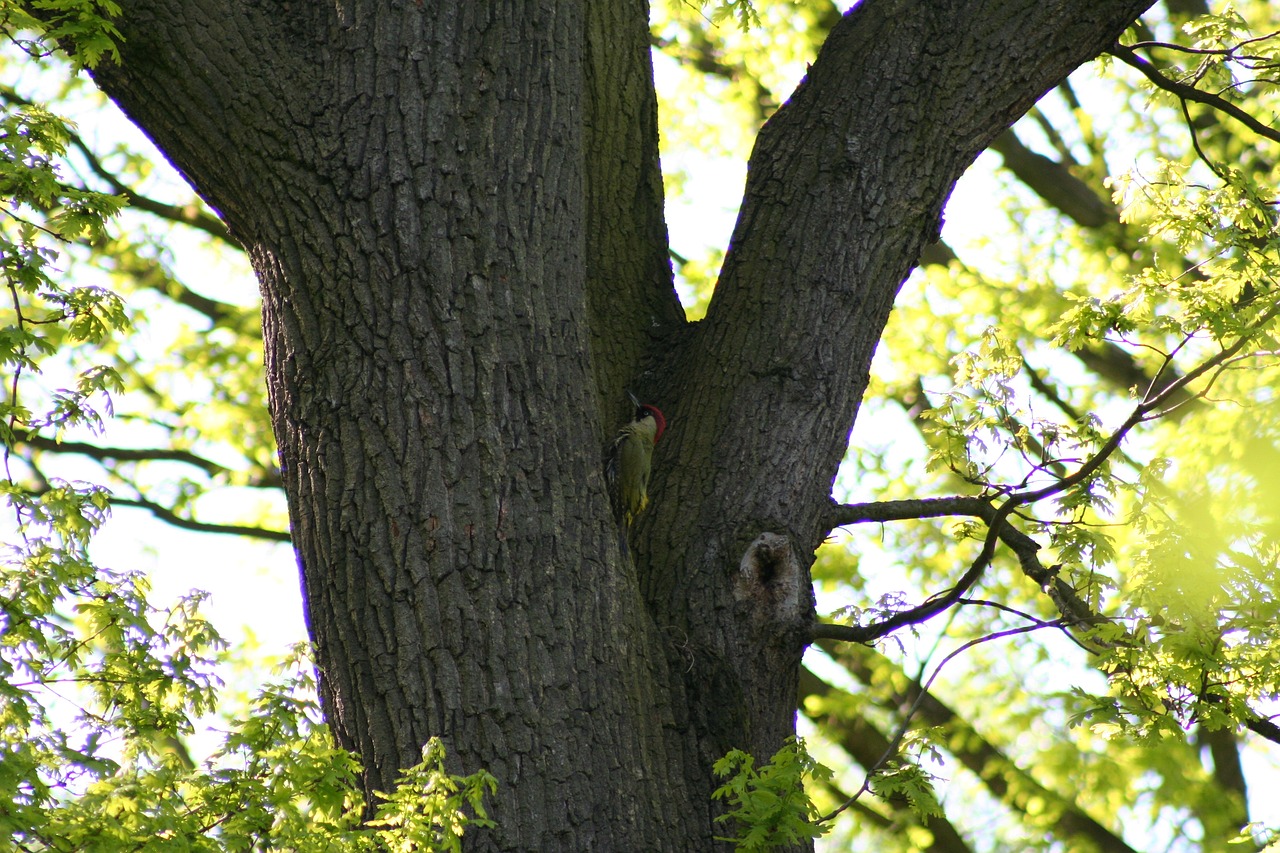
[3,0,1280,850]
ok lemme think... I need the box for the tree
[5,0,1280,850]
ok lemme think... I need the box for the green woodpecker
[607,396,667,528]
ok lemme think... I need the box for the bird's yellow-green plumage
[616,413,659,525]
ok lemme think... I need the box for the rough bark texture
[642,0,1156,817]
[82,0,1152,848]
[583,0,686,427]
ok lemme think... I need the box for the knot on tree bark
[733,532,809,629]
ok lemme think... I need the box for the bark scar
[733,531,805,624]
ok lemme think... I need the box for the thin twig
[817,620,1061,824]
[1110,42,1280,146]
[817,299,1280,644]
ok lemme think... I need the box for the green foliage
[0,23,500,853]
[367,739,498,853]
[1,0,122,69]
[712,737,832,851]
[0,35,280,531]
[789,3,1280,848]
[650,5,1280,847]
[4,0,1280,851]
[867,754,944,823]
[1,614,499,851]
[704,0,760,32]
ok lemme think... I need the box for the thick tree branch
[23,434,213,474]
[111,251,249,329]
[584,0,686,426]
[989,129,1116,228]
[812,498,1028,643]
[85,3,327,244]
[1245,715,1280,746]
[657,0,1159,580]
[1164,0,1209,17]
[1200,726,1249,823]
[15,450,287,541]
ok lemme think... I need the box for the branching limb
[0,84,236,245]
[818,496,1104,641]
[813,496,1020,643]
[13,448,287,541]
[18,433,282,488]
[1127,30,1280,60]
[817,299,1280,644]
[1245,715,1280,746]
[110,493,290,542]
[1108,42,1280,146]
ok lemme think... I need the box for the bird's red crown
[641,405,666,442]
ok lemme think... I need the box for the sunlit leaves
[704,0,761,32]
[1183,8,1251,44]
[1,0,123,69]
[367,738,498,853]
[712,738,833,851]
[2,0,1280,851]
[866,753,944,823]
[804,5,1280,849]
[0,39,279,531]
[2,621,501,850]
[1,99,129,455]
[0,530,226,846]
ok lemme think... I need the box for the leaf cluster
[712,737,833,851]
[1,0,122,69]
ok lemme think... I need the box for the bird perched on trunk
[607,393,666,530]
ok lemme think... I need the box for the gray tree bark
[82,0,1153,848]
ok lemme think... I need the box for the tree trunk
[84,0,1153,848]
